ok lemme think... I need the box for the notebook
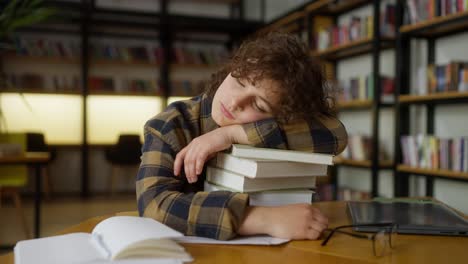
[347,200,468,236]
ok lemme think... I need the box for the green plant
[0,0,56,43]
[0,0,56,131]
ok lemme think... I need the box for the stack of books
[204,144,334,206]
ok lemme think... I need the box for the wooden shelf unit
[311,37,395,61]
[258,11,305,34]
[305,0,372,15]
[397,165,468,181]
[2,53,80,65]
[171,63,219,70]
[336,99,373,110]
[394,3,468,197]
[260,0,373,34]
[91,59,158,68]
[399,91,468,104]
[88,91,161,97]
[334,157,393,169]
[0,89,82,95]
[400,10,468,38]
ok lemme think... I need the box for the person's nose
[229,94,246,112]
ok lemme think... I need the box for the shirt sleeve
[241,114,348,155]
[136,121,249,241]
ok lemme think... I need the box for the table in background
[1,201,467,263]
[0,152,50,238]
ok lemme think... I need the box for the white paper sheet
[175,235,290,245]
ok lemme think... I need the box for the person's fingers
[174,147,188,176]
[309,220,328,234]
[186,149,198,183]
[305,228,321,240]
[184,150,193,183]
[311,207,329,225]
[195,151,207,175]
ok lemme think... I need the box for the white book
[206,166,316,192]
[214,152,328,178]
[14,216,192,264]
[229,144,333,165]
[204,181,314,206]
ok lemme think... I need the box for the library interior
[1,0,468,263]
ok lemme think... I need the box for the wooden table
[0,152,50,238]
[1,201,468,263]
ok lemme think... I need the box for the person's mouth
[221,103,235,120]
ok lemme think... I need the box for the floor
[0,194,136,254]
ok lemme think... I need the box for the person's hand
[238,204,329,240]
[173,127,234,183]
[266,204,329,240]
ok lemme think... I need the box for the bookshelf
[336,99,373,110]
[260,0,396,199]
[0,0,261,197]
[397,165,468,181]
[260,0,468,203]
[311,37,395,61]
[334,157,393,169]
[399,91,468,104]
[305,0,372,15]
[394,0,468,197]
[400,9,468,37]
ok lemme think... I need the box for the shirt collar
[200,93,219,134]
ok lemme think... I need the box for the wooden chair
[105,134,142,195]
[0,133,30,239]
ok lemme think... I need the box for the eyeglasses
[321,223,398,257]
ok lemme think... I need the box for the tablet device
[347,201,468,236]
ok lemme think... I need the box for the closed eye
[236,78,245,87]
[253,100,267,113]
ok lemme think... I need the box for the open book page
[175,235,290,245]
[15,233,104,264]
[92,216,190,260]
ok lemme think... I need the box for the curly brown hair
[204,32,336,123]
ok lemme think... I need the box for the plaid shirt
[136,93,347,240]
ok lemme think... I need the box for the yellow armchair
[0,133,30,239]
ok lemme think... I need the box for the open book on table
[14,216,192,264]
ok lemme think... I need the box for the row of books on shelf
[315,4,395,51]
[339,134,390,162]
[11,37,229,66]
[92,44,162,64]
[3,73,80,92]
[405,0,468,25]
[92,43,229,66]
[13,37,80,58]
[88,76,161,94]
[172,45,229,66]
[416,61,468,95]
[89,76,205,96]
[204,144,334,206]
[401,135,468,172]
[1,72,207,96]
[337,75,395,103]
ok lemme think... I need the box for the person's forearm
[237,206,271,236]
[224,124,250,145]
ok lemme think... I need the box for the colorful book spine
[401,135,468,172]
